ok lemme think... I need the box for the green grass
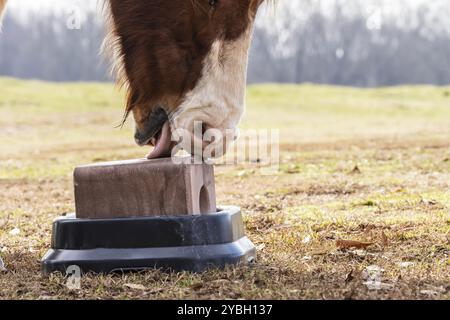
[0,77,449,300]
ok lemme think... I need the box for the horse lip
[134,129,156,146]
[134,107,168,146]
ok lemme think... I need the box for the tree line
[1,1,449,86]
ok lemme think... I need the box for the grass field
[0,77,449,299]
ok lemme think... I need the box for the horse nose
[134,107,168,146]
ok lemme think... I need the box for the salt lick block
[74,158,216,219]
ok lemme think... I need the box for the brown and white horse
[0,0,266,159]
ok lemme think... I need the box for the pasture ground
[0,78,449,299]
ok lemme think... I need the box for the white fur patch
[170,25,254,141]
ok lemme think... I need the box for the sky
[6,0,437,13]
[8,0,99,12]
[6,0,449,33]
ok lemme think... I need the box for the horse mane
[101,0,130,124]
[0,0,7,22]
[101,0,211,126]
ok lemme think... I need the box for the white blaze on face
[170,24,255,157]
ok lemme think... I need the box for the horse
[0,0,5,22]
[0,0,266,159]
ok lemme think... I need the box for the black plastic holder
[41,206,256,274]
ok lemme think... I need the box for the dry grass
[0,78,449,300]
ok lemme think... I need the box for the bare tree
[1,0,450,86]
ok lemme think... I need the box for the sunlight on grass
[0,78,449,299]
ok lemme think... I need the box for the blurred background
[2,0,450,86]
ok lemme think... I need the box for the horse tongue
[147,121,173,159]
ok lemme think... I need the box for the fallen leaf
[124,283,146,291]
[399,261,415,268]
[256,243,266,251]
[9,228,20,236]
[336,239,374,249]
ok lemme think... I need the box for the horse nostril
[134,107,168,146]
